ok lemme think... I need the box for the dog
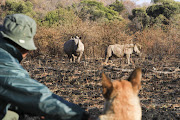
[98,68,142,120]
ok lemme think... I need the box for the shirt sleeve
[0,60,85,120]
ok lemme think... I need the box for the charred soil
[20,54,180,120]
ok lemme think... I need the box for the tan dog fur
[99,68,142,120]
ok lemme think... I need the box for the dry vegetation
[33,19,180,60]
[21,52,180,120]
[1,0,179,120]
[22,18,180,120]
[34,19,133,59]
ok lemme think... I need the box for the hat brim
[0,31,37,50]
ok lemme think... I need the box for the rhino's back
[64,40,75,54]
[112,44,124,57]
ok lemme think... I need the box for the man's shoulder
[0,48,14,61]
[0,48,21,69]
[0,48,28,77]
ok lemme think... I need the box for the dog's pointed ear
[102,72,113,99]
[128,68,142,94]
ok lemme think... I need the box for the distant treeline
[0,0,179,58]
[0,0,179,29]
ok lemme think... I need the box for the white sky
[133,0,180,5]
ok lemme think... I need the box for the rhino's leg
[72,54,76,63]
[126,54,131,64]
[104,57,109,63]
[68,54,73,62]
[105,47,112,63]
[77,52,83,63]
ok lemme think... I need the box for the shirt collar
[0,37,23,62]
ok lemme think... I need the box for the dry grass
[1,1,179,119]
[135,26,180,56]
[32,19,179,62]
[33,19,132,59]
[19,16,180,120]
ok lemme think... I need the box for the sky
[133,0,180,5]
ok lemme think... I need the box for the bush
[1,0,36,18]
[129,8,148,20]
[129,0,179,30]
[153,0,174,3]
[41,7,77,27]
[72,0,123,21]
[154,14,169,25]
[134,27,180,56]
[109,0,124,13]
[146,1,179,19]
[129,8,150,30]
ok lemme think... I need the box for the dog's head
[100,68,142,120]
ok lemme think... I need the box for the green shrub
[129,8,150,29]
[146,1,179,19]
[131,8,147,19]
[72,0,123,21]
[154,14,169,24]
[41,8,76,27]
[109,0,124,13]
[129,0,179,30]
[90,9,105,21]
[153,0,174,3]
[146,4,165,18]
[1,0,35,18]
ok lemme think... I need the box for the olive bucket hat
[0,14,37,50]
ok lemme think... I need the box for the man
[0,14,90,120]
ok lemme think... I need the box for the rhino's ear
[135,43,142,49]
[128,68,142,94]
[102,72,113,99]
[75,36,79,39]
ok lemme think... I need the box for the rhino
[64,36,84,63]
[104,44,141,64]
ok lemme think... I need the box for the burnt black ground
[19,54,180,120]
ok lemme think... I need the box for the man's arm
[0,62,87,120]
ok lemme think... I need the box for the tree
[109,0,124,13]
[43,7,76,26]
[146,1,179,19]
[129,8,150,30]
[129,0,180,30]
[1,0,35,18]
[72,0,123,21]
[152,0,174,3]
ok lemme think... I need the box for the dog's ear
[102,72,113,99]
[128,68,142,94]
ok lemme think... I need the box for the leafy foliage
[153,0,174,3]
[146,1,180,19]
[129,0,180,30]
[128,8,150,30]
[109,0,124,13]
[72,0,123,21]
[41,8,77,26]
[1,0,36,18]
